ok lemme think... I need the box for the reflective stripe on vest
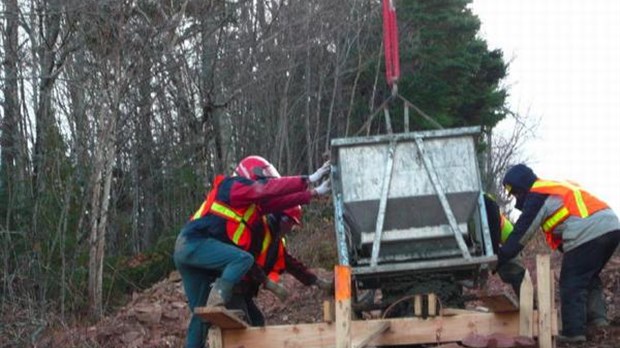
[267,239,286,283]
[531,179,608,249]
[499,214,514,244]
[190,175,225,221]
[210,202,256,244]
[256,218,273,267]
[189,175,258,249]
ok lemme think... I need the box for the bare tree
[483,108,539,211]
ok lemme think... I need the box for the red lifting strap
[382,0,400,87]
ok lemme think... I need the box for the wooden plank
[550,266,558,346]
[222,311,545,348]
[414,295,422,316]
[479,294,519,312]
[335,265,352,348]
[519,269,534,337]
[352,322,390,348]
[537,254,553,348]
[208,326,222,348]
[428,293,437,316]
[195,307,249,329]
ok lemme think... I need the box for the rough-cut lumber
[335,265,352,348]
[536,254,553,348]
[414,295,422,316]
[428,293,438,316]
[220,310,557,348]
[519,269,534,337]
[352,321,390,348]
[208,326,222,348]
[323,300,335,323]
[194,307,249,329]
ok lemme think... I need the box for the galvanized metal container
[330,127,496,286]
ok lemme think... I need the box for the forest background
[0,0,530,344]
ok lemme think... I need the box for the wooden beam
[537,254,553,348]
[519,269,534,337]
[352,322,390,348]
[335,265,352,348]
[323,300,335,323]
[221,310,557,348]
[414,295,422,316]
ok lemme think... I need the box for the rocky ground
[34,252,620,348]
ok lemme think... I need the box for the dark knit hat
[502,164,538,195]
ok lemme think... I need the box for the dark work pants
[229,294,266,326]
[560,229,620,336]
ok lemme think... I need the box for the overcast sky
[471,0,620,212]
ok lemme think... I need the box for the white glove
[308,161,331,183]
[312,179,331,196]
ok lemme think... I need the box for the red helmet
[234,155,280,180]
[282,205,303,226]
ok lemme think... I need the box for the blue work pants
[174,232,254,348]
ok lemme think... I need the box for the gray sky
[471,0,620,212]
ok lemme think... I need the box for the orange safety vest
[267,239,286,282]
[530,179,608,249]
[189,175,260,251]
[255,217,287,282]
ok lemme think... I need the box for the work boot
[206,278,233,308]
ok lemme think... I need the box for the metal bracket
[414,135,471,259]
[370,139,397,267]
[334,192,350,266]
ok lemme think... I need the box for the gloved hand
[264,279,289,302]
[308,161,331,183]
[315,277,334,295]
[312,179,331,196]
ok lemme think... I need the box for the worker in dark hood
[499,164,620,343]
[483,194,525,297]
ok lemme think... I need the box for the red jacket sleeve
[229,176,313,213]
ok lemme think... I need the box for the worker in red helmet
[499,164,620,343]
[229,205,334,326]
[174,155,331,348]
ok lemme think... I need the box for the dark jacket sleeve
[498,192,547,262]
[284,251,317,286]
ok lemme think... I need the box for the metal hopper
[330,126,496,285]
